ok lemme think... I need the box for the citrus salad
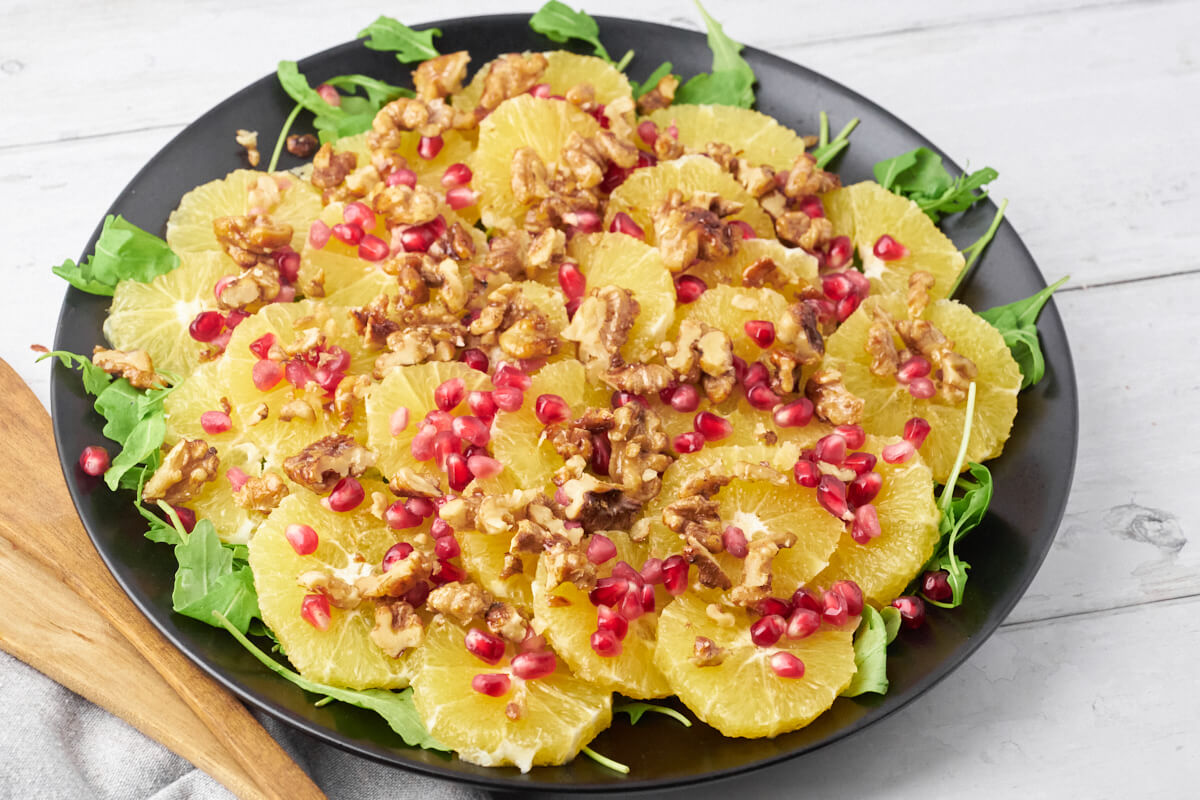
[47,3,1063,775]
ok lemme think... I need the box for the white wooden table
[3,0,1196,796]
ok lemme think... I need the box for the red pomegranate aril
[694,411,732,441]
[424,409,454,431]
[873,234,909,261]
[200,410,232,435]
[826,235,852,269]
[331,222,364,246]
[358,234,389,262]
[308,219,332,249]
[843,451,877,476]
[845,269,871,297]
[446,186,479,209]
[608,211,645,239]
[588,577,629,607]
[434,377,466,411]
[404,580,431,608]
[798,194,824,218]
[534,393,571,425]
[343,201,375,230]
[640,557,664,585]
[773,398,814,428]
[830,580,864,616]
[430,518,453,539]
[822,589,849,626]
[450,415,489,448]
[530,82,552,98]
[433,431,462,471]
[744,320,776,348]
[636,119,658,146]
[618,587,645,620]
[836,294,862,322]
[851,503,882,544]
[465,628,506,665]
[746,383,779,411]
[834,424,866,450]
[757,597,792,618]
[557,261,587,301]
[433,559,467,585]
[750,615,786,647]
[251,359,282,391]
[327,477,364,512]
[590,628,623,658]
[385,168,417,188]
[284,359,315,389]
[315,83,340,105]
[385,501,423,530]
[822,272,853,301]
[673,431,705,454]
[389,407,410,437]
[815,433,847,466]
[441,162,473,188]
[278,253,301,285]
[382,542,414,570]
[472,673,511,697]
[674,274,708,304]
[791,589,823,615]
[722,525,749,559]
[467,454,503,480]
[922,570,953,603]
[284,523,319,556]
[903,417,932,448]
[793,458,820,488]
[586,533,617,565]
[663,383,697,413]
[770,652,806,678]
[907,377,937,399]
[566,208,602,234]
[467,391,498,422]
[611,390,646,408]
[226,467,249,492]
[896,355,932,383]
[882,439,916,464]
[249,333,276,360]
[224,309,249,329]
[589,433,611,475]
[731,355,748,384]
[434,534,461,559]
[817,475,851,520]
[640,582,656,613]
[662,555,689,595]
[491,386,524,412]
[597,604,629,639]
[300,594,331,631]
[847,470,883,507]
[611,561,643,586]
[492,364,532,391]
[78,445,110,476]
[742,361,769,389]
[785,608,821,640]
[417,135,443,159]
[445,453,472,491]
[170,505,196,533]
[511,651,557,680]
[399,224,435,253]
[188,310,224,343]
[892,595,927,628]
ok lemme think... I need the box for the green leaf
[52,215,180,295]
[36,350,112,396]
[873,149,920,192]
[631,62,674,99]
[977,276,1068,389]
[358,16,442,62]
[926,460,993,609]
[214,613,447,750]
[581,745,629,774]
[529,2,612,62]
[276,61,410,145]
[811,116,860,169]
[843,605,890,697]
[93,380,142,444]
[872,147,998,223]
[880,606,902,644]
[673,1,756,108]
[104,413,165,490]
[136,499,183,546]
[614,702,692,727]
[170,520,260,633]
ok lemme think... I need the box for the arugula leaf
[614,701,692,727]
[631,61,675,99]
[136,498,183,546]
[811,113,860,169]
[582,745,629,774]
[105,414,165,490]
[36,350,111,396]
[843,605,890,697]
[674,1,756,108]
[880,606,902,644]
[977,276,1068,389]
[949,199,1008,296]
[52,215,180,296]
[925,462,992,607]
[214,613,447,750]
[171,519,260,633]
[873,147,998,223]
[276,61,411,145]
[530,2,612,62]
[358,16,442,62]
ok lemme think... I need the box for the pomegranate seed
[851,503,882,544]
[636,119,658,146]
[590,629,623,657]
[896,356,932,383]
[845,269,871,297]
[619,587,645,620]
[387,407,410,437]
[566,209,602,234]
[597,605,629,639]
[385,501,422,530]
[251,359,282,391]
[798,195,824,218]
[674,274,708,304]
[434,377,465,411]
[424,409,454,432]
[430,518,453,539]
[284,524,319,556]
[892,595,926,628]
[530,82,552,98]
[410,427,438,461]
[170,506,196,533]
[826,236,852,269]
[834,424,866,450]
[611,561,643,586]
[611,390,647,408]
[315,83,340,106]
[434,534,461,559]
[308,219,332,249]
[284,359,314,389]
[404,580,431,607]
[224,309,248,329]
[433,559,467,585]
[750,615,786,647]
[830,580,864,616]
[882,440,915,464]
[745,383,778,411]
[742,362,769,389]
[433,432,462,471]
[331,222,364,246]
[822,589,849,626]
[78,445,110,476]
[589,577,629,607]
[472,673,511,697]
[407,497,435,519]
[722,525,748,558]
[847,470,883,507]
[836,294,862,322]
[609,211,645,239]
[492,364,531,391]
[587,533,617,564]
[907,377,937,399]
[188,310,224,343]
[744,320,776,348]
[449,416,488,448]
[300,594,331,631]
[903,417,932,449]
[843,452,877,476]
[248,333,276,360]
[386,168,417,188]
[694,411,732,441]
[417,135,443,159]
[816,475,851,520]
[731,355,748,384]
[556,262,587,302]
[441,162,473,188]
[785,608,821,640]
[343,201,376,230]
[382,542,414,570]
[662,555,689,595]
[640,557,664,585]
[511,651,556,680]
[791,589,823,615]
[358,234,389,262]
[773,399,814,428]
[465,628,506,665]
[446,453,472,491]
[673,431,705,454]
[200,411,232,435]
[491,386,524,412]
[815,434,847,465]
[467,454,503,480]
[445,186,478,209]
[326,477,364,512]
[873,234,909,261]
[729,219,757,239]
[770,652,806,678]
[534,393,571,425]
[922,570,953,603]
[757,597,792,618]
[660,383,698,413]
[467,391,498,423]
[226,467,249,492]
[822,272,853,301]
[590,433,612,475]
[399,224,435,253]
[429,216,448,241]
[793,459,820,488]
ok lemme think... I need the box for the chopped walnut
[652,190,740,272]
[527,228,566,276]
[278,396,319,422]
[485,601,530,644]
[285,133,319,158]
[427,581,492,624]
[511,147,551,205]
[939,351,980,403]
[333,374,370,429]
[684,534,731,590]
[389,467,443,498]
[636,73,679,114]
[734,161,777,198]
[371,96,456,145]
[652,127,685,160]
[91,347,165,390]
[232,471,289,513]
[782,152,841,199]
[704,141,735,171]
[907,270,936,320]
[356,550,435,599]
[476,489,542,536]
[806,369,864,426]
[282,434,376,493]
[866,307,900,377]
[213,214,293,268]
[235,129,260,167]
[469,283,560,361]
[774,210,813,249]
[373,309,465,377]
[664,495,723,552]
[775,301,826,366]
[543,538,596,591]
[142,439,219,505]
[412,51,471,101]
[741,256,788,289]
[299,570,362,609]
[215,263,282,311]
[706,603,736,627]
[311,144,357,194]
[476,229,531,284]
[562,284,636,367]
[602,95,637,141]
[607,402,674,504]
[728,530,798,608]
[350,293,401,349]
[477,53,548,112]
[560,131,638,190]
[691,636,727,667]
[565,82,597,110]
[768,350,801,395]
[372,183,440,226]
[370,600,424,658]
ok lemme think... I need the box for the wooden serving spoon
[0,358,325,800]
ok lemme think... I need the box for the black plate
[51,14,1077,794]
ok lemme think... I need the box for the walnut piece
[141,439,219,505]
[234,129,260,167]
[356,550,435,599]
[651,190,740,272]
[775,301,826,366]
[511,147,551,205]
[282,434,376,493]
[485,601,530,644]
[637,74,679,114]
[478,53,548,112]
[806,369,865,426]
[299,570,362,609]
[691,636,727,667]
[412,51,470,101]
[310,144,357,192]
[684,534,731,590]
[866,307,900,377]
[91,347,165,390]
[427,581,492,624]
[370,600,424,658]
[215,263,281,311]
[372,183,441,226]
[907,270,936,320]
[782,152,841,199]
[232,471,289,513]
[213,214,293,268]
[285,133,319,158]
[728,530,798,608]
